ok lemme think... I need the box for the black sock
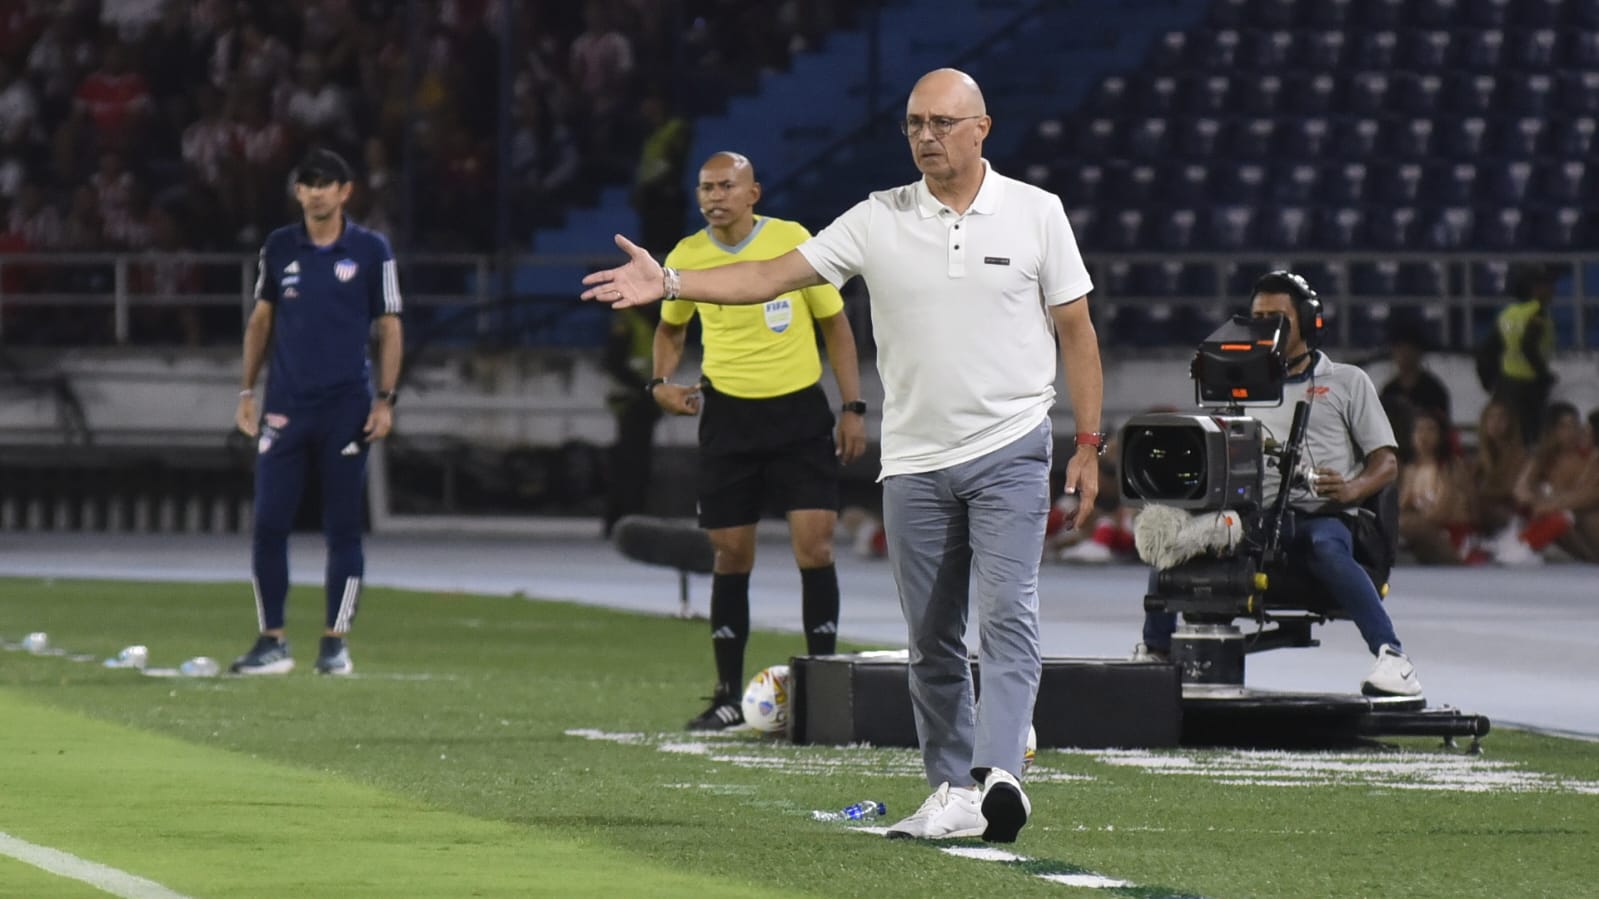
[800,564,840,656]
[709,572,750,699]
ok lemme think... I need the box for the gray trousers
[882,417,1051,787]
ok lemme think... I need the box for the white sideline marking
[1039,873,1133,888]
[943,846,1026,863]
[0,831,195,899]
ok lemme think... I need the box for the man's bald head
[907,68,987,117]
[701,151,756,184]
[697,151,761,235]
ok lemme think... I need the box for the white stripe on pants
[882,416,1051,788]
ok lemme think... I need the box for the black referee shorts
[696,380,840,530]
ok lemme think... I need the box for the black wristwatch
[841,400,867,415]
[645,376,667,395]
[376,389,398,406]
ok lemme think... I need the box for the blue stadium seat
[1106,209,1146,251]
[1579,0,1599,27]
[1338,119,1383,159]
[1199,29,1242,68]
[1186,76,1233,115]
[1393,118,1436,157]
[1089,77,1128,114]
[1063,164,1106,205]
[1427,206,1476,249]
[1471,261,1510,297]
[1345,299,1393,346]
[1131,262,1181,297]
[1178,262,1221,296]
[1501,117,1547,157]
[1149,31,1189,69]
[1167,165,1211,205]
[1350,261,1400,296]
[1347,71,1393,114]
[1561,72,1599,114]
[1408,30,1454,68]
[1127,119,1171,159]
[1423,162,1478,206]
[1359,0,1407,28]
[1354,31,1400,69]
[1487,160,1534,204]
[1317,206,1366,248]
[1225,262,1274,295]
[1367,206,1420,249]
[1462,30,1505,68]
[1216,162,1268,203]
[1572,31,1599,67]
[1177,117,1224,157]
[1120,164,1159,203]
[1271,163,1322,203]
[1078,118,1119,156]
[1142,76,1180,115]
[1415,0,1461,27]
[1304,30,1348,67]
[1261,206,1312,249]
[1248,30,1297,68]
[1233,118,1277,158]
[1317,161,1368,203]
[1102,261,1133,295]
[1256,0,1299,28]
[1156,208,1200,251]
[1289,73,1339,114]
[1399,262,1447,296]
[1466,0,1511,26]
[1512,28,1560,67]
[1515,0,1565,25]
[1440,116,1488,158]
[1475,207,1526,249]
[1295,262,1347,298]
[1448,73,1498,113]
[1398,74,1444,114]
[1555,116,1597,155]
[1284,117,1333,156]
[1208,206,1256,250]
[1532,207,1585,249]
[1066,207,1098,247]
[1377,163,1425,206]
[1507,73,1555,115]
[1306,0,1354,25]
[1541,161,1588,205]
[1242,76,1284,114]
[1209,0,1249,27]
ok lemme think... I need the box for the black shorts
[696,381,840,529]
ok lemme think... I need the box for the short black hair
[294,147,353,185]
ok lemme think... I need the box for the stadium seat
[1415,0,1461,27]
[1471,261,1510,298]
[1448,73,1498,113]
[1398,74,1444,115]
[1515,0,1564,26]
[1178,262,1221,296]
[1476,207,1525,249]
[1216,162,1268,203]
[1187,76,1232,115]
[1533,207,1585,249]
[1561,72,1599,114]
[1579,0,1599,27]
[1427,206,1476,249]
[1128,119,1171,158]
[1466,0,1511,26]
[1256,0,1299,28]
[1167,165,1211,205]
[1440,117,1488,158]
[1304,30,1348,67]
[1261,206,1312,249]
[1317,207,1366,249]
[1347,72,1393,114]
[1225,261,1275,295]
[1209,0,1249,27]
[1209,206,1256,250]
[1377,163,1425,206]
[1555,116,1597,156]
[1078,118,1119,157]
[1408,30,1454,68]
[1399,262,1447,296]
[1102,261,1133,296]
[1244,30,1294,69]
[1424,162,1478,206]
[1284,117,1332,156]
[1307,0,1354,26]
[1296,262,1348,298]
[1488,160,1534,204]
[1156,208,1199,251]
[1143,76,1180,115]
[1107,209,1146,251]
[1350,261,1400,298]
[1541,161,1588,205]
[1360,0,1406,28]
[1345,299,1393,347]
[1063,164,1106,205]
[1572,31,1599,67]
[1233,119,1277,158]
[1089,77,1127,114]
[1121,164,1159,203]
[1270,162,1322,203]
[1131,262,1180,297]
[1501,118,1547,157]
[1289,73,1339,114]
[1325,162,1370,205]
[1149,31,1189,69]
[1066,207,1098,247]
[1507,73,1555,115]
[1394,118,1436,157]
[1339,118,1383,158]
[1242,75,1284,114]
[1513,28,1560,68]
[1177,117,1224,157]
[1462,29,1505,68]
[1354,31,1399,69]
[1200,29,1242,68]
[1367,206,1420,249]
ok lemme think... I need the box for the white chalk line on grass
[0,831,195,899]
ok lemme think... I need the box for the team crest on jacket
[335,259,359,282]
[763,298,792,334]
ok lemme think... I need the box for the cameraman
[1136,272,1422,697]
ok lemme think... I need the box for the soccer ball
[741,664,791,734]
[1024,724,1038,775]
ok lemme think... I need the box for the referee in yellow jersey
[649,152,867,730]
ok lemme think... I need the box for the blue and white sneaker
[229,635,293,675]
[314,636,354,676]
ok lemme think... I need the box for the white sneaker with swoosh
[1362,644,1423,697]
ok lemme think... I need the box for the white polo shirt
[797,160,1093,478]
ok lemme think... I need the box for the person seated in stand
[1398,408,1482,565]
[1468,398,1526,542]
[1499,402,1599,563]
[1134,271,1422,697]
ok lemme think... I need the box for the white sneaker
[980,767,1031,843]
[1056,539,1113,563]
[884,782,984,840]
[1362,644,1423,697]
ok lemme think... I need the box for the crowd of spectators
[0,0,852,344]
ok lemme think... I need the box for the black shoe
[229,635,293,675]
[686,694,744,731]
[314,636,354,676]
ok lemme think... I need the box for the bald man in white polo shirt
[583,68,1103,844]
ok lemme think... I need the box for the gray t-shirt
[1251,351,1397,513]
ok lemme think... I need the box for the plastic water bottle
[811,800,886,823]
[179,656,220,677]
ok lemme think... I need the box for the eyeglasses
[899,115,983,137]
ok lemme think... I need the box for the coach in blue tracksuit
[230,148,403,677]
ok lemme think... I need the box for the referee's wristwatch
[376,389,398,406]
[645,376,667,395]
[1075,431,1107,456]
[840,400,867,415]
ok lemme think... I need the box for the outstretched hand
[581,235,665,308]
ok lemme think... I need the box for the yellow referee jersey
[662,216,845,399]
